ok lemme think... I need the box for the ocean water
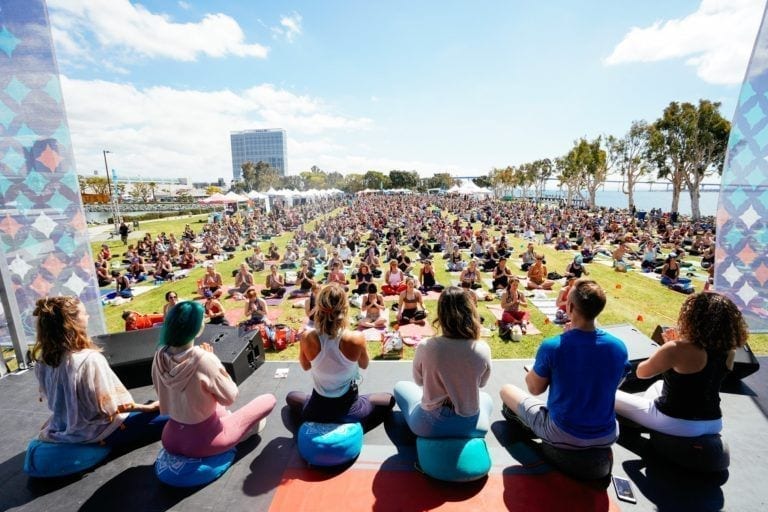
[540,188,719,217]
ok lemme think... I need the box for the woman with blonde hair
[33,296,166,446]
[286,283,394,427]
[394,287,493,437]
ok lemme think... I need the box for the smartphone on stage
[612,476,636,504]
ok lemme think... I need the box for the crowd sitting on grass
[101,193,717,336]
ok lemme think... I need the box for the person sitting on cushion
[286,284,395,428]
[500,280,630,449]
[33,296,166,447]
[152,300,276,458]
[394,287,493,438]
[615,292,747,437]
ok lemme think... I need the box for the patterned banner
[0,0,106,342]
[716,6,768,332]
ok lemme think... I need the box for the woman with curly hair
[286,283,394,428]
[614,292,748,436]
[33,296,166,446]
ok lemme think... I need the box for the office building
[230,129,287,180]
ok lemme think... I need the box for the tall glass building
[230,128,287,180]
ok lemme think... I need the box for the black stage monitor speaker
[93,324,265,388]
[601,324,661,392]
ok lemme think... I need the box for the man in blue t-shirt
[500,279,630,448]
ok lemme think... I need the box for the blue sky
[48,0,765,182]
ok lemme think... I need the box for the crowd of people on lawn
[113,193,715,335]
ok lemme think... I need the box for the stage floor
[0,358,766,512]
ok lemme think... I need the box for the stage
[0,359,766,512]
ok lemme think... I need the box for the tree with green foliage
[148,182,157,202]
[389,170,420,189]
[84,176,110,196]
[427,173,455,190]
[131,182,152,203]
[300,170,327,189]
[648,100,730,219]
[326,171,345,190]
[613,120,651,211]
[342,173,365,193]
[531,159,553,199]
[241,160,281,192]
[363,170,391,190]
[281,175,305,190]
[490,166,515,197]
[472,175,492,188]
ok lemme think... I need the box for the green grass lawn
[91,210,768,361]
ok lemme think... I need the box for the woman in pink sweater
[152,301,276,458]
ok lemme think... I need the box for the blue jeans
[394,381,493,438]
[103,411,168,448]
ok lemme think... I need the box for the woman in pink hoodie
[152,301,276,458]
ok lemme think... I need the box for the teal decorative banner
[716,5,768,332]
[0,0,106,342]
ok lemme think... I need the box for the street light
[102,150,119,233]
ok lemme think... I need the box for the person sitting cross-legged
[394,287,493,438]
[286,284,395,429]
[152,301,276,458]
[500,280,630,448]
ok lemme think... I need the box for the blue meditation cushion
[416,437,491,482]
[297,422,364,467]
[154,447,236,487]
[650,432,730,472]
[23,439,112,478]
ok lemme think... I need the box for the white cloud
[605,0,764,85]
[178,1,191,10]
[48,0,268,61]
[61,77,374,181]
[271,12,303,43]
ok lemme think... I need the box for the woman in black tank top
[614,292,748,436]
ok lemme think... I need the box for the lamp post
[102,150,119,233]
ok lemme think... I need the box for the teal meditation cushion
[154,447,236,487]
[23,439,112,478]
[297,422,364,467]
[416,437,491,482]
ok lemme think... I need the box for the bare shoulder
[341,330,366,347]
